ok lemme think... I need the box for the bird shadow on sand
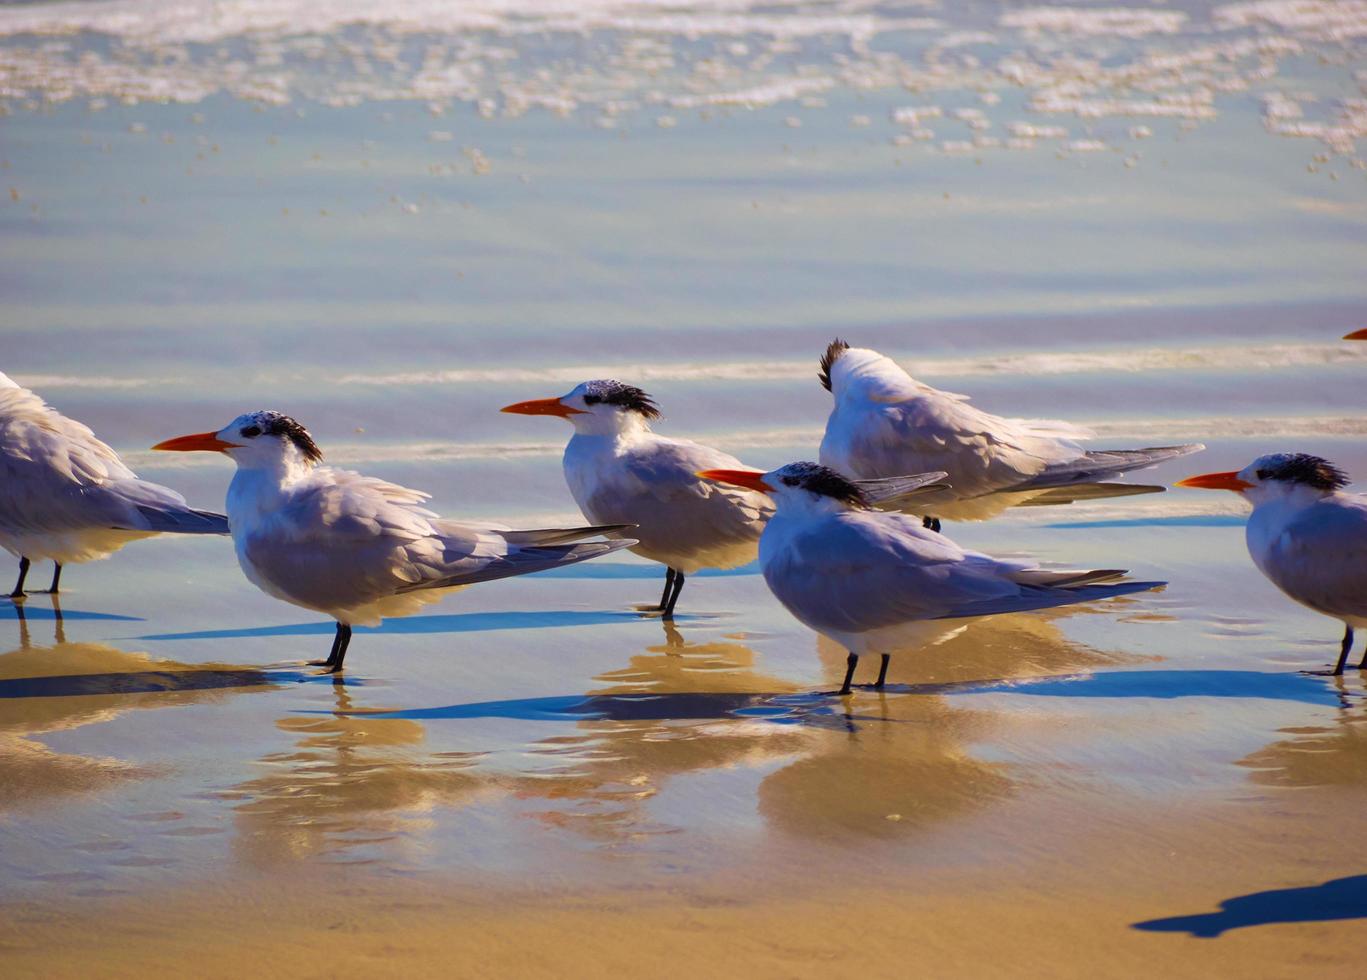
[1045,516,1247,530]
[313,690,899,731]
[1133,875,1367,937]
[1,600,141,623]
[305,668,1357,730]
[0,665,355,700]
[135,609,655,642]
[946,669,1356,708]
[528,561,758,580]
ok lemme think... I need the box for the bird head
[153,411,323,471]
[698,461,872,513]
[1177,453,1350,503]
[818,339,914,402]
[501,379,660,435]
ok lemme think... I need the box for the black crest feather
[778,461,870,508]
[819,338,849,392]
[582,380,661,421]
[251,411,323,464]
[1256,453,1349,491]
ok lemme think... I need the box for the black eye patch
[1256,469,1268,480]
[583,395,601,406]
[782,476,800,486]
[240,425,262,438]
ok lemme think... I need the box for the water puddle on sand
[1,1,1366,973]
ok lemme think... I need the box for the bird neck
[773,492,855,521]
[568,411,652,440]
[226,458,314,528]
[1246,483,1333,513]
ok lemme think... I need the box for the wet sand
[2,1,1367,975]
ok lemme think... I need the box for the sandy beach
[1,1,1366,975]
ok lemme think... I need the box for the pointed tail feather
[936,579,1164,619]
[1017,482,1166,506]
[1015,444,1205,491]
[126,505,230,534]
[855,472,949,507]
[398,538,637,593]
[1009,568,1128,587]
[495,524,635,546]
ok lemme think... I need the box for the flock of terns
[1,332,1364,692]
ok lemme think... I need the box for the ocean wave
[1,0,1362,161]
[335,341,1367,386]
[119,414,1367,470]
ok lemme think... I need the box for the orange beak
[1175,471,1253,492]
[1345,328,1367,340]
[499,397,585,419]
[152,431,238,454]
[696,468,774,493]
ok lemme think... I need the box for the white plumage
[0,371,228,596]
[817,341,1204,522]
[699,462,1162,693]
[154,410,635,672]
[503,380,772,617]
[1178,453,1367,674]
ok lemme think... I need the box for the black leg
[874,653,891,689]
[44,563,62,595]
[656,567,676,611]
[1331,624,1354,676]
[325,624,353,674]
[662,570,686,620]
[922,516,941,533]
[10,556,30,598]
[311,622,349,668]
[839,652,858,695]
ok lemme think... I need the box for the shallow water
[1,1,1366,975]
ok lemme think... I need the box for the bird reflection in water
[758,608,1138,841]
[509,624,815,844]
[230,682,489,868]
[0,610,280,812]
[1238,702,1367,790]
[293,605,1149,854]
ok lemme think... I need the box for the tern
[0,371,229,597]
[502,380,944,618]
[154,411,635,673]
[698,461,1163,694]
[1177,454,1366,675]
[501,379,770,619]
[817,340,1204,529]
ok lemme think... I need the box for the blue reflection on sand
[0,666,342,699]
[325,690,877,729]
[0,602,140,622]
[138,609,647,641]
[952,669,1348,707]
[1045,515,1247,529]
[531,561,759,580]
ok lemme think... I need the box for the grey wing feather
[934,580,1164,619]
[128,504,230,534]
[398,538,636,593]
[1016,483,1166,506]
[1014,444,1205,491]
[485,523,636,545]
[853,472,950,507]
